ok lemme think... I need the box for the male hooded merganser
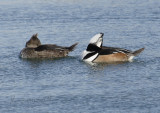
[82,33,144,63]
[20,34,78,58]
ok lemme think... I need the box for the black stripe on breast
[86,44,101,52]
[83,52,98,60]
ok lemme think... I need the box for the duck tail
[132,48,144,56]
[68,43,78,51]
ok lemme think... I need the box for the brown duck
[20,34,78,58]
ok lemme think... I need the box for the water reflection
[83,60,129,70]
[19,58,56,68]
[19,56,77,68]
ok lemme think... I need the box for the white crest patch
[89,33,103,48]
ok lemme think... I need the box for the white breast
[82,50,99,62]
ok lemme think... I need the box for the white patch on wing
[113,52,118,54]
[116,49,123,53]
[56,48,65,50]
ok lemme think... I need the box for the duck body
[82,33,144,63]
[94,46,144,62]
[20,34,78,58]
[20,44,77,58]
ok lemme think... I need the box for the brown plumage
[25,33,41,48]
[20,34,78,58]
[94,48,145,63]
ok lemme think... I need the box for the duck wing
[99,46,132,55]
[35,44,66,51]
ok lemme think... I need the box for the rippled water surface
[0,0,160,113]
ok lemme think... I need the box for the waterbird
[82,33,144,63]
[20,33,78,58]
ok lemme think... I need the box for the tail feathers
[132,48,144,56]
[68,43,78,51]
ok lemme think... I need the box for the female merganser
[20,34,78,58]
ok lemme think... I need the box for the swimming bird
[82,33,144,63]
[20,34,78,58]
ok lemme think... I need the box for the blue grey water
[0,0,160,113]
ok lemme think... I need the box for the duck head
[25,33,41,48]
[82,33,104,62]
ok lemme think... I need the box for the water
[0,0,160,113]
